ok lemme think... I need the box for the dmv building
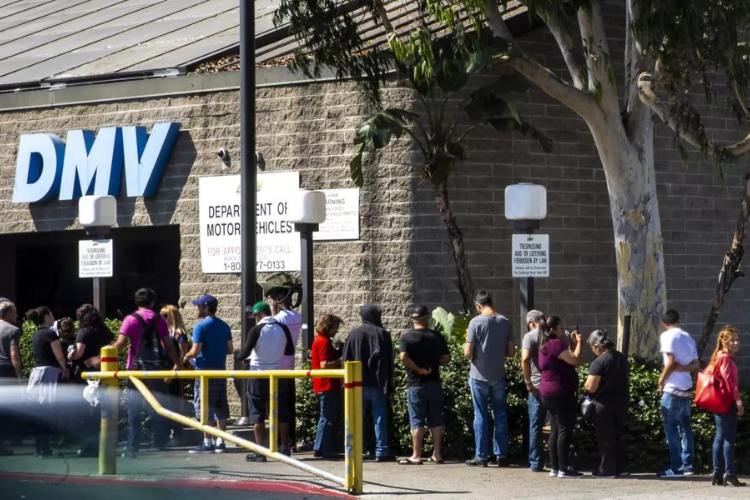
[1,0,749,375]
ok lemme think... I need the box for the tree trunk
[589,113,667,357]
[433,183,475,313]
[696,165,750,360]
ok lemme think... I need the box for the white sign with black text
[315,188,360,241]
[199,172,301,273]
[512,234,549,278]
[79,239,114,278]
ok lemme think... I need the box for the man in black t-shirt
[398,306,450,465]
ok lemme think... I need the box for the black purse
[580,355,621,419]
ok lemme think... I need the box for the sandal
[429,456,444,464]
[398,457,423,465]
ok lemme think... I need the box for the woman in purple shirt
[537,316,582,478]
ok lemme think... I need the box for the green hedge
[296,342,750,473]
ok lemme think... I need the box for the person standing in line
[68,304,113,457]
[398,306,450,465]
[0,301,22,456]
[537,316,582,478]
[161,304,190,446]
[311,314,343,459]
[268,288,303,451]
[112,288,181,458]
[584,330,629,478]
[656,309,699,479]
[342,304,395,462]
[183,295,233,454]
[236,301,295,462]
[521,309,546,472]
[463,291,514,467]
[26,306,69,457]
[706,325,746,487]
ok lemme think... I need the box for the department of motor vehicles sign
[512,234,549,278]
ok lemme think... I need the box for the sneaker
[214,442,226,454]
[592,471,616,479]
[375,455,395,463]
[558,468,583,478]
[120,450,138,459]
[495,456,509,467]
[465,456,488,467]
[246,452,267,462]
[678,465,694,476]
[76,448,97,458]
[657,469,684,478]
[280,448,291,457]
[189,443,215,454]
[549,469,559,477]
[618,471,630,477]
[530,467,546,473]
[313,450,323,458]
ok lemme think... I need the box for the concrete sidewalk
[0,444,748,499]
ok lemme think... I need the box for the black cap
[410,305,430,319]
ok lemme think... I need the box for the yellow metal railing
[85,346,364,494]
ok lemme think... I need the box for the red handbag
[694,357,733,414]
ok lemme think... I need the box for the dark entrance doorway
[0,226,180,320]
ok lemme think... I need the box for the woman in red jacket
[709,325,745,487]
[312,314,343,459]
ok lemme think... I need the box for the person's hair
[26,306,51,327]
[474,290,493,307]
[134,288,157,308]
[537,316,563,355]
[160,305,187,334]
[709,325,740,368]
[316,314,343,338]
[526,310,544,328]
[661,309,680,326]
[0,301,15,319]
[76,303,104,330]
[57,317,76,341]
[587,329,615,353]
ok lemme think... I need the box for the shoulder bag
[695,355,733,414]
[581,354,621,419]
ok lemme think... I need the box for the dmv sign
[12,122,180,203]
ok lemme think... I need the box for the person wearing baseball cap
[398,306,450,465]
[183,294,233,454]
[235,301,295,461]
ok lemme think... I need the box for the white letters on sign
[13,123,180,203]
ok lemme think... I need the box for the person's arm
[674,359,699,373]
[321,358,342,368]
[558,333,582,366]
[50,339,69,378]
[463,342,474,359]
[718,356,743,416]
[162,337,181,368]
[183,342,203,364]
[111,334,128,350]
[658,353,695,391]
[179,337,190,358]
[10,344,22,379]
[282,326,294,356]
[69,342,86,361]
[506,338,516,358]
[226,339,233,356]
[399,352,431,376]
[585,374,601,393]
[235,326,262,363]
[521,348,538,395]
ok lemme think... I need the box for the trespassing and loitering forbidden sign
[512,234,549,278]
[79,239,113,278]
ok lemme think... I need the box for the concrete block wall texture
[0,0,748,412]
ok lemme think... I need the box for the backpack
[132,313,169,371]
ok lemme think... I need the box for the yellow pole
[344,361,363,494]
[98,346,118,475]
[200,375,209,425]
[269,375,278,453]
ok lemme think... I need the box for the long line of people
[0,288,744,486]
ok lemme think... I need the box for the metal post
[99,346,118,475]
[268,375,278,453]
[238,0,257,425]
[200,375,209,425]
[344,361,363,494]
[516,221,538,335]
[93,277,106,316]
[297,224,317,358]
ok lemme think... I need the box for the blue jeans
[314,390,341,456]
[713,405,738,475]
[528,392,545,470]
[127,379,169,453]
[661,392,693,472]
[469,378,509,460]
[363,387,389,457]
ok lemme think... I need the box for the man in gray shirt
[521,309,545,472]
[0,300,21,457]
[463,291,514,467]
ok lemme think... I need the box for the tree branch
[483,0,513,40]
[578,2,617,112]
[372,0,396,39]
[637,72,750,157]
[509,48,596,119]
[624,0,654,146]
[544,3,586,90]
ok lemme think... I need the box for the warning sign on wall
[512,234,549,278]
[79,239,113,278]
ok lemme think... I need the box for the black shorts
[247,378,290,425]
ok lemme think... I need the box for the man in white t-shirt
[656,309,699,479]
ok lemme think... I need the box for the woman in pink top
[709,325,745,487]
